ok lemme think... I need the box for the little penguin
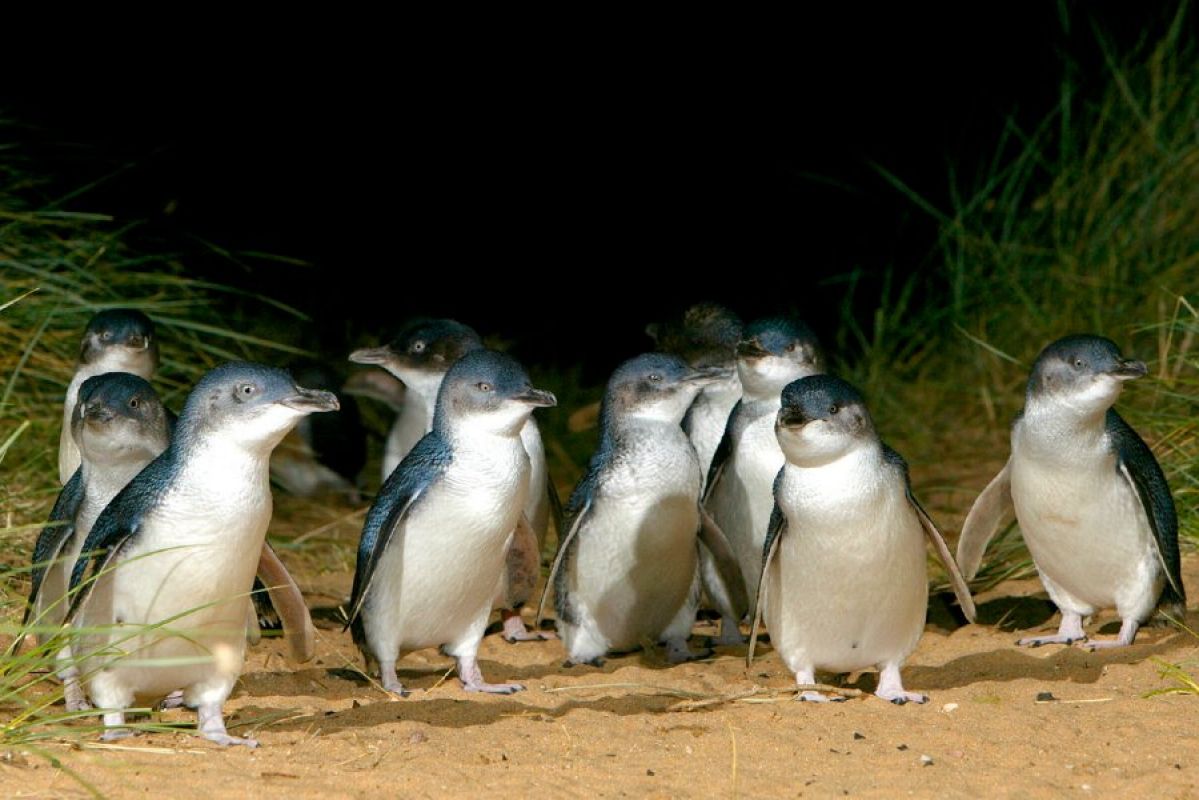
[748,375,976,703]
[350,319,556,642]
[956,334,1185,648]
[23,372,170,711]
[64,362,337,746]
[538,353,747,666]
[59,309,159,484]
[345,350,557,695]
[704,316,824,641]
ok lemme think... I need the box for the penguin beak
[280,387,340,412]
[1108,359,1148,380]
[512,388,557,408]
[349,346,395,366]
[685,366,731,385]
[735,338,771,360]
[83,403,116,424]
[776,407,809,430]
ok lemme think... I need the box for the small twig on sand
[667,683,864,712]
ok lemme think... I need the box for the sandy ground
[3,495,1198,800]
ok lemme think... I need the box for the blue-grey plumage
[540,353,745,666]
[346,349,556,696]
[957,334,1185,649]
[65,362,337,747]
[748,375,975,704]
[350,319,556,642]
[59,309,159,484]
[703,316,824,642]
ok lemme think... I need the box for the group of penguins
[18,303,1186,748]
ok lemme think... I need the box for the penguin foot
[797,691,844,703]
[203,731,260,748]
[101,727,137,742]
[380,679,410,698]
[1016,634,1086,648]
[875,689,928,705]
[1081,619,1139,650]
[64,680,92,712]
[501,613,556,643]
[197,702,259,748]
[463,680,526,695]
[664,639,714,664]
[379,661,410,697]
[563,657,606,668]
[159,691,186,710]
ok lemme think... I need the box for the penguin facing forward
[59,309,159,484]
[704,316,824,640]
[64,362,336,746]
[957,334,1185,648]
[540,354,747,666]
[748,375,976,703]
[24,373,170,711]
[351,319,557,642]
[346,350,556,696]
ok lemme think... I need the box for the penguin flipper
[65,501,143,625]
[702,400,740,503]
[746,499,786,667]
[535,496,593,627]
[956,458,1014,581]
[345,433,451,632]
[1108,410,1185,611]
[256,543,316,663]
[16,470,84,648]
[882,444,977,623]
[697,506,749,617]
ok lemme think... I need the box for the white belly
[764,460,927,674]
[1010,440,1160,618]
[708,408,783,599]
[364,443,529,652]
[685,379,741,485]
[76,453,272,701]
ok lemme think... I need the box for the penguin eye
[829,404,839,415]
[476,382,493,392]
[1073,358,1085,368]
[647,374,663,383]
[410,340,426,354]
[235,383,258,401]
[99,330,113,341]
[129,397,139,409]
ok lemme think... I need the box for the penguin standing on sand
[59,309,159,484]
[749,375,976,703]
[540,354,747,666]
[65,362,335,746]
[704,317,823,640]
[350,319,557,641]
[957,334,1185,648]
[346,350,556,695]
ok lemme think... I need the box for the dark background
[5,4,1163,377]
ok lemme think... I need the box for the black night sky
[6,4,1161,376]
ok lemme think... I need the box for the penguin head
[603,353,728,426]
[182,362,340,452]
[1027,334,1147,414]
[349,319,483,391]
[435,349,556,437]
[735,317,823,398]
[72,372,170,465]
[646,303,743,369]
[79,309,160,375]
[775,375,876,465]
